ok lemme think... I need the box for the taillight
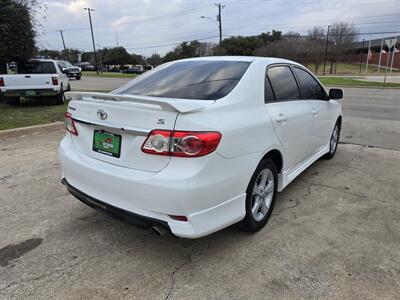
[142,130,221,157]
[52,77,58,85]
[0,77,4,87]
[64,112,78,136]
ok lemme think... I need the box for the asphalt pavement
[1,129,399,299]
[1,77,399,299]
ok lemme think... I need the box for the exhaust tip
[152,225,166,236]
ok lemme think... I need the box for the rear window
[17,62,57,74]
[114,60,250,100]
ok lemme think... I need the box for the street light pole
[201,4,225,55]
[323,25,330,76]
[84,7,99,74]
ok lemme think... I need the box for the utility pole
[84,7,99,74]
[59,30,67,54]
[359,39,365,74]
[322,25,330,76]
[216,3,225,55]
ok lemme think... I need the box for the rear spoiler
[65,91,207,113]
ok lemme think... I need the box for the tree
[307,27,326,74]
[327,22,357,73]
[131,53,145,65]
[163,41,205,62]
[0,0,42,73]
[146,53,162,66]
[220,30,282,56]
[101,47,131,67]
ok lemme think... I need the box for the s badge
[157,119,166,125]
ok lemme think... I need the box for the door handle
[312,108,318,116]
[277,113,287,123]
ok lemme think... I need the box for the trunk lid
[65,92,209,172]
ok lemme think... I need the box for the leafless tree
[327,22,357,73]
[307,26,326,74]
[195,42,215,57]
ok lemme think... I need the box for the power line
[124,35,219,50]
[48,4,213,33]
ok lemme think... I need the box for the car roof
[27,58,56,62]
[176,56,300,66]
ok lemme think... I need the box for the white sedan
[59,56,343,238]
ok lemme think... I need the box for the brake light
[142,130,221,157]
[52,77,58,85]
[64,112,78,136]
[0,77,4,87]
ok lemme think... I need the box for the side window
[267,66,301,101]
[294,67,326,100]
[264,74,274,102]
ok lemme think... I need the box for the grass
[0,98,68,130]
[307,62,400,75]
[318,77,400,88]
[82,71,137,78]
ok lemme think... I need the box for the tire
[241,158,278,232]
[76,76,81,80]
[55,87,65,105]
[323,121,340,159]
[66,83,71,91]
[6,97,20,106]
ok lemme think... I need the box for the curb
[0,122,64,140]
[325,85,400,90]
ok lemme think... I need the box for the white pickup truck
[0,59,70,105]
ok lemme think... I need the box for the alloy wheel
[251,168,274,222]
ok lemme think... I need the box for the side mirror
[329,88,343,100]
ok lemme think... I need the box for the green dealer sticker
[92,130,122,158]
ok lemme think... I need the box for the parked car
[76,62,95,71]
[143,65,154,72]
[59,57,343,238]
[57,60,82,80]
[122,66,143,74]
[0,59,70,105]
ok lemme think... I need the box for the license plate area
[92,129,121,158]
[25,90,36,96]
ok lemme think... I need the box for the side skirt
[277,144,329,192]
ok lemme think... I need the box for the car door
[293,67,333,155]
[265,65,314,173]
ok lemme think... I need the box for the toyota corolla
[59,56,343,238]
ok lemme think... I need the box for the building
[350,36,399,69]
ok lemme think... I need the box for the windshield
[59,61,74,68]
[17,62,57,74]
[114,60,250,100]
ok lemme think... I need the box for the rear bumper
[1,89,58,97]
[59,135,258,238]
[67,72,81,78]
[62,178,171,232]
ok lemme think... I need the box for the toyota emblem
[97,109,107,120]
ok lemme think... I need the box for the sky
[35,0,400,57]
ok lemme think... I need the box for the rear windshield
[17,62,57,74]
[114,60,250,100]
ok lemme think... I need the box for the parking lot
[1,81,400,299]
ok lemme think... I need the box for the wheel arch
[337,115,342,129]
[260,149,284,174]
